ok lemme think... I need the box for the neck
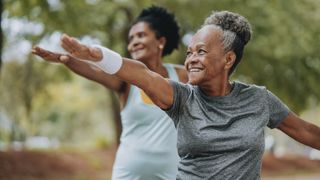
[199,74,232,97]
[140,56,168,78]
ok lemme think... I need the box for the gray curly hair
[203,11,252,75]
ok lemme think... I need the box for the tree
[0,0,2,73]
[1,0,141,144]
[2,0,319,145]
[161,0,320,112]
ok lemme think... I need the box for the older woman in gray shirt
[37,10,320,180]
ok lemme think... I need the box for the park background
[0,0,320,179]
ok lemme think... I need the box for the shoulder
[169,80,193,94]
[236,81,265,90]
[168,80,195,109]
[235,81,267,96]
[171,64,188,83]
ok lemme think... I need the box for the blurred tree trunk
[0,0,3,73]
[109,91,122,145]
[22,57,34,138]
[120,6,134,57]
[107,6,134,146]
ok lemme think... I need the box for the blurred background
[0,0,320,179]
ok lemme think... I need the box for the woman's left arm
[277,112,320,150]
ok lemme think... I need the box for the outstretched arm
[32,46,125,91]
[277,112,320,150]
[60,34,174,109]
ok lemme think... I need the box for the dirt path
[1,148,320,180]
[263,174,320,180]
[0,147,117,180]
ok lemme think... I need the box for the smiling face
[185,25,233,86]
[127,22,164,63]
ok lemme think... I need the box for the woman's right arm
[32,46,125,92]
[59,34,174,109]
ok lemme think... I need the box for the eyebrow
[188,42,206,50]
[128,30,146,39]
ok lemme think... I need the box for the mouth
[188,67,203,72]
[131,47,144,54]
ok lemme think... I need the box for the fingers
[31,46,68,63]
[60,34,76,54]
[35,34,98,64]
[32,46,52,57]
[60,34,101,61]
[69,36,84,51]
[61,34,85,54]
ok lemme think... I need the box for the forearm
[278,113,320,150]
[64,58,124,91]
[301,122,320,150]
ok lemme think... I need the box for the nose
[128,36,139,51]
[187,52,199,63]
[184,52,199,68]
[127,38,133,51]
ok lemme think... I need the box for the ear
[158,37,166,49]
[224,51,236,70]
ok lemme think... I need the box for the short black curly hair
[134,6,180,57]
[203,11,252,75]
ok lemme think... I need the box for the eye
[138,32,146,38]
[198,49,207,55]
[186,51,192,58]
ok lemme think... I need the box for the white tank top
[112,64,180,180]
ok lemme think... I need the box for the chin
[131,52,142,59]
[132,55,140,60]
[188,78,199,85]
[133,50,148,59]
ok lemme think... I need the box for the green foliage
[234,0,320,112]
[2,0,320,144]
[34,76,115,145]
[0,57,71,140]
[161,0,320,112]
[94,136,110,149]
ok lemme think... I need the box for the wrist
[89,45,123,74]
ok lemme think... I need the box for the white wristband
[89,45,123,74]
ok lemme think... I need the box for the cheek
[127,41,134,51]
[145,37,159,48]
[149,43,157,51]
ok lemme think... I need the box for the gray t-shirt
[165,81,290,180]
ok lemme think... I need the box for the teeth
[133,48,143,52]
[189,67,202,72]
[190,68,202,72]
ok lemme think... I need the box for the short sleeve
[267,90,290,128]
[164,80,192,126]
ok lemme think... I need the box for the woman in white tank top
[32,6,188,180]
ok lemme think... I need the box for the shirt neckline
[195,81,240,103]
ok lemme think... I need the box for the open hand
[32,46,70,63]
[60,34,102,61]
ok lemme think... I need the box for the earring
[159,45,164,49]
